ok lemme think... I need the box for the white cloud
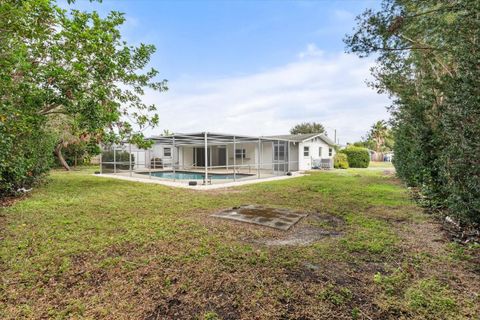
[298,43,324,59]
[141,48,390,144]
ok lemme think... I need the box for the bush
[334,153,349,169]
[59,140,101,167]
[0,115,56,197]
[341,147,370,168]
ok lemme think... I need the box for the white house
[266,133,336,171]
[101,132,336,184]
[148,132,336,172]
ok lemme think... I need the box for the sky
[69,0,389,144]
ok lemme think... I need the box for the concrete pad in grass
[212,205,308,230]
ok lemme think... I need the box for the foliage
[60,140,101,167]
[290,122,325,135]
[341,147,370,168]
[0,119,56,195]
[0,0,166,196]
[345,0,480,224]
[353,120,394,159]
[334,153,349,169]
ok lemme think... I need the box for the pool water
[142,171,252,180]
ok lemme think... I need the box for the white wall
[225,142,258,167]
[298,138,335,170]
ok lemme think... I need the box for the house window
[329,148,333,157]
[319,147,322,157]
[163,147,171,157]
[235,148,246,159]
[303,146,310,157]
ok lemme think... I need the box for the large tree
[345,0,480,224]
[290,122,325,135]
[0,0,166,195]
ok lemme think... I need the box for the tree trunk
[55,142,70,171]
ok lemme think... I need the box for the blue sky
[70,0,389,143]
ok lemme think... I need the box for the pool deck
[94,171,306,190]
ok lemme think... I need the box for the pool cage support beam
[113,147,117,174]
[129,143,132,177]
[272,141,275,175]
[172,136,176,182]
[233,136,236,181]
[257,139,261,179]
[287,141,290,172]
[204,132,208,184]
[149,149,152,179]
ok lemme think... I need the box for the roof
[148,131,292,146]
[148,131,336,146]
[266,133,336,145]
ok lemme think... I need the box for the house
[266,133,336,170]
[148,132,335,173]
[101,131,336,184]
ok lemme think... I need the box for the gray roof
[266,133,336,145]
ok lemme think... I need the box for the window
[274,144,285,161]
[303,146,310,157]
[235,148,246,159]
[318,147,322,157]
[163,147,171,157]
[329,148,333,157]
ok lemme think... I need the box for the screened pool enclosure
[100,132,300,185]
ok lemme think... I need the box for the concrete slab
[94,172,306,190]
[211,205,308,230]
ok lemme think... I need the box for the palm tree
[161,129,173,136]
[369,120,389,161]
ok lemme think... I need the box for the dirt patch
[383,169,395,176]
[254,212,344,246]
[0,193,29,207]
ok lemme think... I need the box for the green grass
[0,166,478,319]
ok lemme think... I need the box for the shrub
[0,116,56,197]
[57,140,101,167]
[334,153,349,169]
[341,147,370,168]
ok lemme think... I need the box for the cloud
[298,43,323,59]
[141,47,390,144]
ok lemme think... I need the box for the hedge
[334,153,349,169]
[341,147,370,168]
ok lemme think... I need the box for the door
[218,147,226,166]
[194,148,211,167]
[273,141,288,174]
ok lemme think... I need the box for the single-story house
[100,131,336,184]
[148,132,336,172]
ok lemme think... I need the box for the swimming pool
[141,171,253,180]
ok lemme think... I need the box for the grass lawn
[1,164,479,319]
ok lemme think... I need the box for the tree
[352,120,394,157]
[345,0,480,224]
[161,129,173,136]
[290,122,325,135]
[0,0,167,195]
[366,120,393,160]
